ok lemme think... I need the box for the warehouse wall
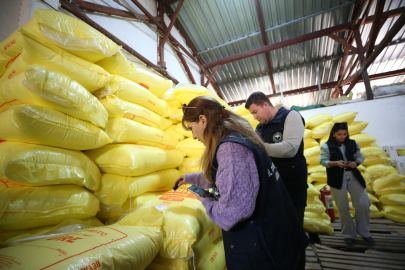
[299,95,405,149]
[0,0,217,94]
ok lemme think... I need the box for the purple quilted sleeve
[202,142,260,231]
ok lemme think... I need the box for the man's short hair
[245,92,273,109]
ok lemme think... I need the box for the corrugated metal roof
[169,0,405,108]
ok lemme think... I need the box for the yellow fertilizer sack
[308,164,326,174]
[179,157,203,174]
[137,185,220,260]
[99,75,169,116]
[311,121,333,139]
[0,34,112,91]
[0,142,100,190]
[306,199,327,215]
[197,237,226,270]
[367,193,379,203]
[303,216,333,235]
[165,125,185,142]
[0,29,23,59]
[242,114,260,129]
[175,138,205,158]
[319,135,329,146]
[363,155,391,166]
[379,194,405,206]
[0,52,11,76]
[0,104,112,150]
[307,175,313,183]
[364,164,398,181]
[106,118,178,150]
[0,217,103,247]
[233,103,250,116]
[351,133,376,147]
[304,129,313,139]
[0,207,163,270]
[332,111,357,124]
[96,50,172,97]
[358,164,366,172]
[21,9,120,62]
[348,121,369,135]
[361,146,384,157]
[308,183,321,196]
[0,64,108,128]
[85,144,183,177]
[375,183,405,196]
[0,180,99,231]
[311,172,327,183]
[306,114,332,129]
[304,146,321,159]
[95,169,180,206]
[381,205,405,223]
[101,95,171,130]
[173,123,194,138]
[160,94,182,109]
[173,84,230,110]
[304,137,319,149]
[307,154,321,165]
[97,191,163,222]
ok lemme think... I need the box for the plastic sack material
[95,169,180,206]
[364,164,398,181]
[165,125,185,142]
[95,75,169,116]
[233,103,250,116]
[375,183,405,196]
[303,216,334,235]
[106,118,178,150]
[0,217,103,248]
[311,121,333,139]
[0,29,23,76]
[348,121,369,135]
[307,175,313,183]
[311,172,327,183]
[308,164,326,174]
[306,196,327,215]
[160,94,182,109]
[135,185,221,260]
[0,34,112,91]
[332,112,357,124]
[381,205,405,223]
[96,51,172,97]
[97,192,162,222]
[304,146,321,159]
[174,123,193,138]
[319,135,329,147]
[242,114,260,129]
[304,129,313,139]
[361,146,384,157]
[363,155,391,166]
[173,84,231,110]
[21,9,120,62]
[0,179,100,231]
[0,207,163,270]
[351,133,376,147]
[175,138,205,158]
[85,144,183,177]
[304,138,319,149]
[306,114,332,129]
[307,183,321,196]
[178,157,203,174]
[0,104,112,150]
[379,194,405,206]
[101,95,171,130]
[307,154,321,165]
[0,64,108,128]
[0,142,100,190]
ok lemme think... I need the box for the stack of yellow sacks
[0,9,180,268]
[304,111,400,223]
[232,102,260,130]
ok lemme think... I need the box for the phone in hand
[187,185,215,199]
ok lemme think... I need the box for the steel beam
[204,65,220,88]
[366,0,386,57]
[161,0,184,45]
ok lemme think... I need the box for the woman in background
[320,122,373,246]
[174,96,308,270]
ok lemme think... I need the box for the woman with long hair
[174,96,308,270]
[320,122,373,246]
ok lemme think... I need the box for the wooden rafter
[327,34,358,53]
[157,2,166,67]
[366,0,386,57]
[354,28,373,99]
[204,66,220,88]
[161,0,184,46]
[254,0,276,94]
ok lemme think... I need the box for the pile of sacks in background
[303,111,405,225]
[0,9,226,270]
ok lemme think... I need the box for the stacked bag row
[0,9,181,269]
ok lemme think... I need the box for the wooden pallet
[305,245,322,270]
[319,218,405,252]
[314,244,405,270]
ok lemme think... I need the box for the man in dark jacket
[246,92,308,225]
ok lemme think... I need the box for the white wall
[299,96,405,149]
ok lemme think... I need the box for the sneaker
[362,237,375,245]
[344,238,355,246]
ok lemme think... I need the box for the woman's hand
[195,194,204,202]
[336,160,348,168]
[348,161,357,168]
[173,174,187,189]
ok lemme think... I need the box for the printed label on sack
[158,186,197,202]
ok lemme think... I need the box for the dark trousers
[286,188,307,270]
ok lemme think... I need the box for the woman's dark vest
[255,107,308,191]
[212,134,309,270]
[326,140,366,189]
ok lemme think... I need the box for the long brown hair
[182,96,269,184]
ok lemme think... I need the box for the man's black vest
[256,107,307,190]
[326,140,366,189]
[212,134,309,269]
